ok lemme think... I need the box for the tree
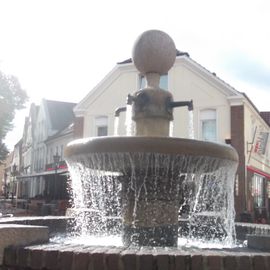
[0,141,9,164]
[0,70,28,163]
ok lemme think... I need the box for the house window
[95,116,108,136]
[97,126,108,136]
[139,74,168,90]
[200,109,217,142]
[252,174,265,208]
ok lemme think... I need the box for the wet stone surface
[0,216,72,236]
[3,242,270,270]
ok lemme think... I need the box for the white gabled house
[73,51,270,222]
[74,52,242,142]
[17,99,75,206]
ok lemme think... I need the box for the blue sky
[1,0,270,149]
[221,51,270,88]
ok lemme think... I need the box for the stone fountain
[64,30,238,248]
[4,30,270,270]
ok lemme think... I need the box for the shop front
[247,166,270,223]
[15,166,70,216]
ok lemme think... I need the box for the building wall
[171,61,231,141]
[230,105,246,219]
[46,133,73,164]
[33,101,51,172]
[244,102,270,221]
[83,70,137,137]
[21,104,39,175]
[229,101,270,221]
[74,117,84,139]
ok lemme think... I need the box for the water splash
[66,152,237,248]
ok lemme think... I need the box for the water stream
[125,104,134,136]
[114,116,119,136]
[169,121,174,137]
[188,111,195,139]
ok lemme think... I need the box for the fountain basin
[65,136,238,247]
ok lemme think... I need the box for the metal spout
[127,94,135,105]
[168,100,193,111]
[114,106,127,117]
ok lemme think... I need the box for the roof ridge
[117,49,189,65]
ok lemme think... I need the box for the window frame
[138,74,168,90]
[252,173,266,208]
[94,116,109,137]
[199,108,218,142]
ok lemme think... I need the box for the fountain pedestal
[121,172,179,246]
[131,88,173,137]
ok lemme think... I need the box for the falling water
[188,111,195,139]
[114,116,119,136]
[66,151,237,248]
[125,104,134,136]
[169,121,174,137]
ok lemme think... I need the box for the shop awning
[16,169,69,180]
[247,166,270,179]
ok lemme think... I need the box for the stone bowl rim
[64,136,239,162]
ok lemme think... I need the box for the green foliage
[0,142,9,165]
[0,70,28,162]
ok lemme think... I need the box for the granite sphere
[132,30,176,75]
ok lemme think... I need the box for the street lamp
[53,152,60,200]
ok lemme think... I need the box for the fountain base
[4,242,270,270]
[123,224,178,247]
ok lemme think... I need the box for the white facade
[74,55,241,144]
[46,125,74,165]
[34,100,51,172]
[21,104,38,175]
[17,99,75,200]
[74,54,270,220]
